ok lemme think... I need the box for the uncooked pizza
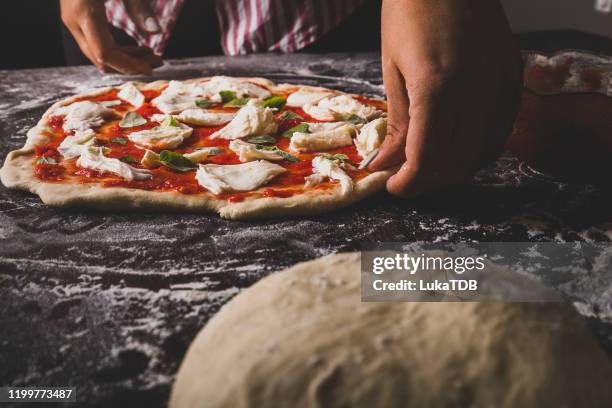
[0,76,392,219]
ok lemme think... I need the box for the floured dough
[170,252,612,408]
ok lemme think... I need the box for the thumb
[124,0,161,34]
[368,59,410,172]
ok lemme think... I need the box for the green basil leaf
[279,111,304,121]
[119,155,137,164]
[195,99,214,108]
[111,137,128,145]
[282,123,309,138]
[247,135,276,144]
[119,111,147,128]
[158,150,197,172]
[263,96,286,109]
[255,145,300,162]
[223,98,249,108]
[275,150,300,163]
[37,156,57,165]
[321,153,349,163]
[346,114,367,125]
[255,144,276,151]
[161,116,181,128]
[219,90,237,103]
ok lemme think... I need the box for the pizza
[0,76,393,219]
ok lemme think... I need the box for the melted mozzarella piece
[201,76,271,102]
[141,150,161,168]
[229,140,283,162]
[183,147,225,163]
[289,122,356,152]
[303,95,382,121]
[57,129,96,159]
[305,156,353,194]
[355,118,387,158]
[152,80,206,114]
[211,100,277,140]
[128,118,193,149]
[177,109,236,126]
[286,88,333,107]
[77,146,152,181]
[54,101,117,132]
[117,82,145,107]
[195,160,286,194]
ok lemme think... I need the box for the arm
[370,0,522,196]
[60,0,163,75]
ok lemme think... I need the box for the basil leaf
[219,90,237,103]
[223,98,249,108]
[279,111,304,121]
[161,116,181,128]
[247,135,276,144]
[195,99,213,108]
[37,156,57,165]
[263,96,286,109]
[119,155,137,164]
[347,114,367,125]
[282,123,309,138]
[321,153,349,163]
[158,150,197,172]
[119,111,147,128]
[255,145,300,162]
[275,150,300,163]
[111,137,128,145]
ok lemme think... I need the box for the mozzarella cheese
[54,101,117,132]
[77,146,152,181]
[183,147,225,163]
[286,87,333,107]
[57,129,96,159]
[355,117,387,158]
[305,156,353,194]
[211,100,277,140]
[141,150,161,167]
[117,82,145,107]
[128,118,193,149]
[201,76,271,102]
[177,109,236,126]
[289,122,356,152]
[229,140,283,162]
[195,160,286,194]
[303,95,382,121]
[152,80,207,114]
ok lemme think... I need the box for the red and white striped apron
[104,0,365,56]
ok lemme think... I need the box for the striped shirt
[104,0,365,56]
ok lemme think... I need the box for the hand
[370,0,523,197]
[60,0,163,75]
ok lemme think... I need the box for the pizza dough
[170,252,612,408]
[0,77,393,220]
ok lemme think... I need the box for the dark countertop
[1,47,612,407]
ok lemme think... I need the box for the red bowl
[506,50,612,185]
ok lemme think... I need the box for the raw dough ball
[170,253,612,408]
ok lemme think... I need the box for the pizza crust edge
[0,77,393,220]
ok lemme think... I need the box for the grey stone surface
[1,52,611,407]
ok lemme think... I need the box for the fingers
[385,96,456,197]
[80,3,154,75]
[368,56,410,171]
[121,45,164,68]
[60,0,159,75]
[124,0,161,34]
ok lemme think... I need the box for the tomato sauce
[34,84,383,200]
